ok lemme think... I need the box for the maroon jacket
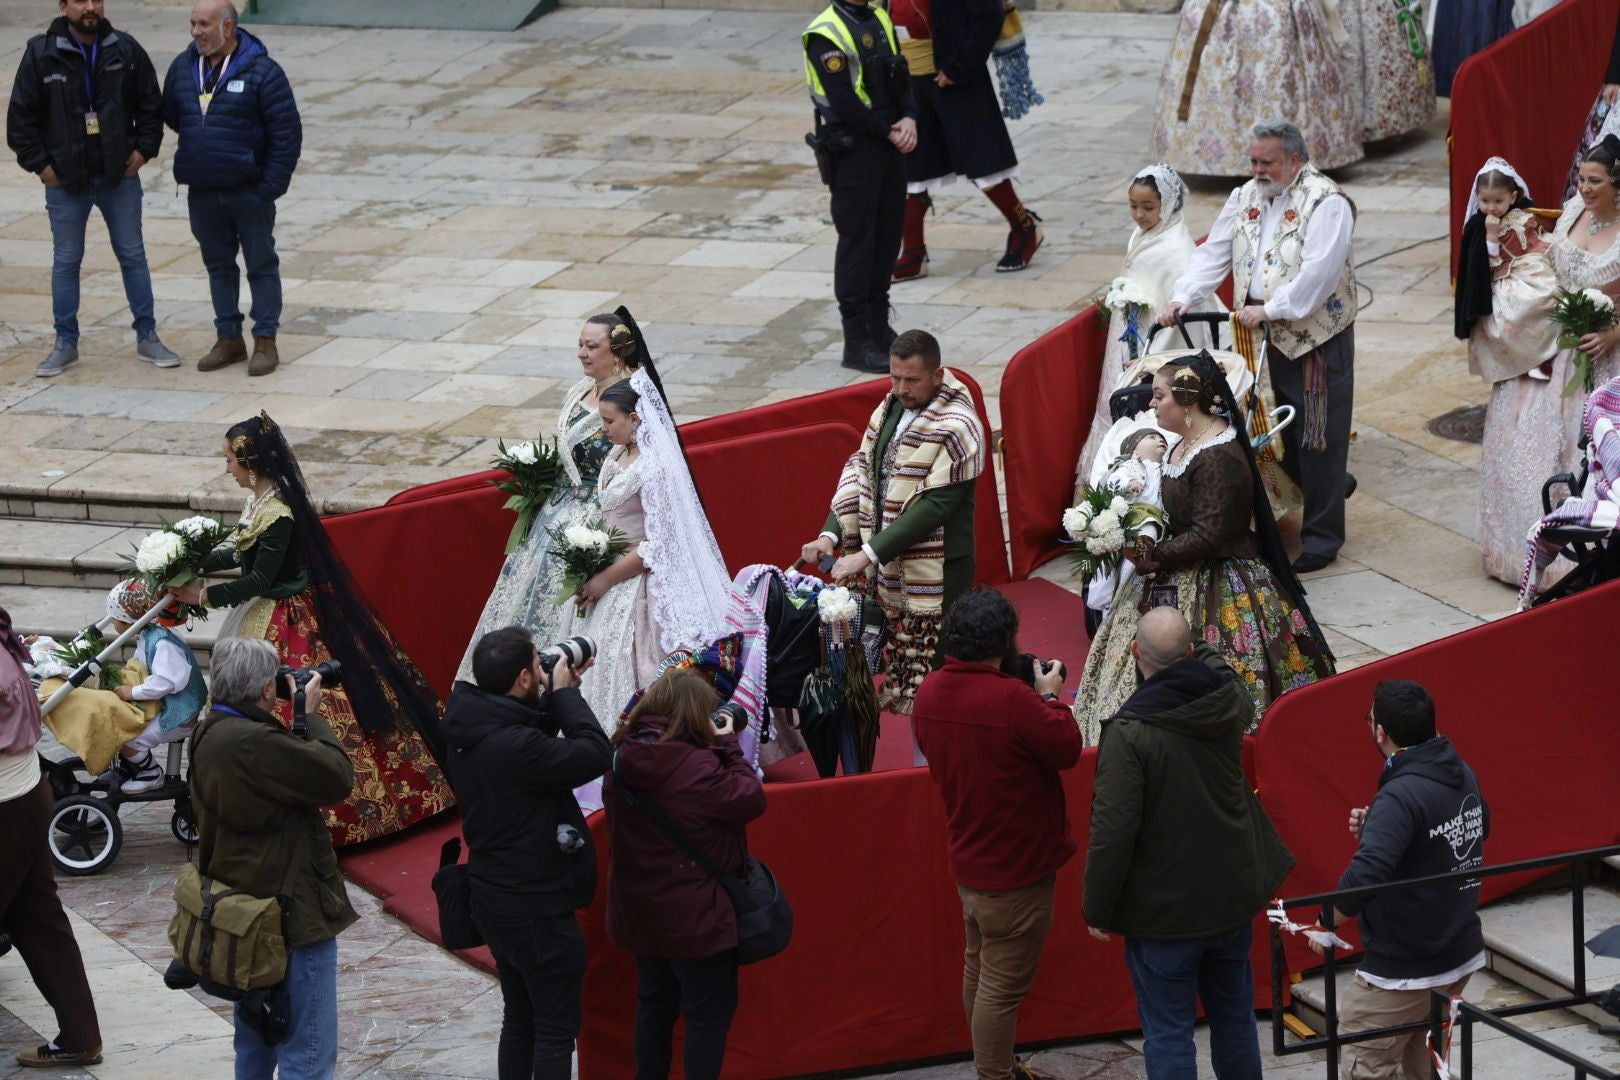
[912,658,1083,891]
[604,715,766,959]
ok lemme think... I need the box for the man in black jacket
[7,0,179,377]
[887,0,1041,280]
[1311,680,1489,1079]
[443,626,610,1080]
[1084,608,1293,1078]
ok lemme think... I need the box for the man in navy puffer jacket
[163,0,300,376]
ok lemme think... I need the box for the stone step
[1,584,220,656]
[1289,965,1620,1076]
[0,517,163,590]
[1290,881,1620,1036]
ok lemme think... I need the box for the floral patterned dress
[215,495,454,847]
[1150,0,1363,177]
[1072,429,1334,745]
[1480,200,1620,587]
[456,378,613,682]
[1339,0,1436,143]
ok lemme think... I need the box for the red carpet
[337,577,1090,981]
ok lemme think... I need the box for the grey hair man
[1083,608,1294,1077]
[1159,116,1359,575]
[191,637,356,1077]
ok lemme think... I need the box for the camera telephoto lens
[711,702,748,732]
[539,636,597,674]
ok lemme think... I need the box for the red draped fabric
[323,374,1007,698]
[1002,308,1109,579]
[1449,0,1620,275]
[576,755,1278,1080]
[1254,578,1620,971]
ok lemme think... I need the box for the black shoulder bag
[611,750,793,965]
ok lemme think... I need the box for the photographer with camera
[189,637,357,1078]
[442,627,609,1080]
[910,587,1078,1080]
[603,668,767,1080]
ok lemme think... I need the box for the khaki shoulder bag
[167,716,309,1000]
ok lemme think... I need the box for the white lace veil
[1133,163,1187,222]
[630,365,732,655]
[1465,156,1532,224]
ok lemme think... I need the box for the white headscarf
[1465,155,1533,224]
[630,366,732,655]
[1123,163,1198,340]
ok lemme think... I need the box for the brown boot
[197,336,247,372]
[249,337,279,376]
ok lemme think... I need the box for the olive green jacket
[190,702,358,948]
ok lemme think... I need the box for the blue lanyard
[71,34,98,110]
[212,704,248,718]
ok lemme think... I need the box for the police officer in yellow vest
[804,0,918,373]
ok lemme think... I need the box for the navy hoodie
[161,28,301,198]
[1336,736,1490,980]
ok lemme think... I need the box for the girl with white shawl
[561,320,733,808]
[1079,164,1219,480]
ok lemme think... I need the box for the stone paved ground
[0,0,1556,1075]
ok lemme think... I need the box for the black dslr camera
[711,701,747,735]
[276,660,342,736]
[1015,653,1066,689]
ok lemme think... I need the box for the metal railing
[1268,843,1620,1079]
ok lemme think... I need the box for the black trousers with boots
[830,134,906,343]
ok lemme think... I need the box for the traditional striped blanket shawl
[1518,376,1620,608]
[831,370,985,711]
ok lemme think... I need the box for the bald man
[162,0,301,376]
[1082,609,1294,1078]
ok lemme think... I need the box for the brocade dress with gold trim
[207,492,454,847]
[1072,429,1334,745]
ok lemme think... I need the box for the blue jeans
[44,174,156,347]
[234,936,337,1080]
[1124,923,1263,1080]
[188,185,281,339]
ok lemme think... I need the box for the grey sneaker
[35,341,79,378]
[137,337,181,368]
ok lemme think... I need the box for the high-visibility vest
[803,3,900,114]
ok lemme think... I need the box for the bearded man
[1161,118,1358,574]
[800,328,985,713]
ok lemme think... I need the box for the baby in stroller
[101,580,207,793]
[1519,375,1620,608]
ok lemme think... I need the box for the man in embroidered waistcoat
[1161,118,1358,574]
[800,329,985,714]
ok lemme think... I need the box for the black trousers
[830,134,906,322]
[0,777,101,1054]
[471,899,586,1080]
[1268,325,1355,559]
[632,951,740,1080]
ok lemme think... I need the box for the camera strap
[610,749,738,887]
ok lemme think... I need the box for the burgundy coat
[604,715,766,959]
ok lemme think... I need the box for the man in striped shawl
[801,329,985,713]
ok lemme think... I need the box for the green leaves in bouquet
[491,436,563,553]
[1064,482,1167,583]
[54,629,125,692]
[547,519,631,616]
[1551,287,1616,398]
[119,515,235,622]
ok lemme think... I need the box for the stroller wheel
[171,805,199,846]
[47,795,122,876]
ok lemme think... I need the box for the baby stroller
[1086,312,1296,487]
[1528,432,1620,607]
[36,595,201,875]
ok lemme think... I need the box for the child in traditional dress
[1084,429,1169,621]
[1456,158,1565,584]
[104,579,207,793]
[1080,165,1216,480]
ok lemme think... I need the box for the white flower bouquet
[1103,276,1157,361]
[1062,483,1167,582]
[550,518,630,615]
[816,586,858,625]
[1552,286,1616,397]
[120,516,234,619]
[491,436,562,554]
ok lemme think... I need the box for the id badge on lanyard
[75,35,99,135]
[198,50,233,115]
